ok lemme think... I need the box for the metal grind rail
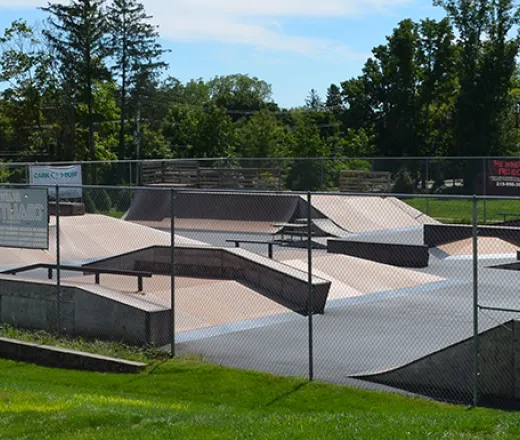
[1,264,153,292]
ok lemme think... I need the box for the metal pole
[56,185,61,334]
[482,159,487,223]
[472,195,479,407]
[307,191,314,381]
[425,159,430,216]
[170,188,175,358]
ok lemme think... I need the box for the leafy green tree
[163,103,236,158]
[207,74,277,120]
[0,21,53,160]
[287,113,330,190]
[434,0,520,187]
[235,109,291,158]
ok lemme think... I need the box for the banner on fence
[487,159,520,195]
[29,165,82,198]
[0,188,48,249]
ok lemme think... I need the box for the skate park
[1,187,520,404]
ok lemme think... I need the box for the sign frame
[29,165,82,199]
[0,188,49,250]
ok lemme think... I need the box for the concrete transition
[125,190,439,235]
[0,337,146,373]
[353,320,520,404]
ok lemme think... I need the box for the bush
[392,169,415,194]
[95,189,112,213]
[113,190,134,213]
[83,191,96,213]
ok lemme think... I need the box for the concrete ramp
[125,190,301,233]
[307,195,438,233]
[126,191,439,235]
[352,320,520,403]
[48,214,203,262]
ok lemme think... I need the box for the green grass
[0,325,168,363]
[102,208,126,219]
[406,198,520,224]
[1,358,520,439]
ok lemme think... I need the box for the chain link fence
[1,182,520,406]
[0,156,513,197]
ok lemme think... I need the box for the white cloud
[146,0,410,59]
[0,0,409,59]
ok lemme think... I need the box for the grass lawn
[0,325,169,363]
[406,197,520,224]
[1,358,520,439]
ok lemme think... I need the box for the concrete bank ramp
[125,190,301,233]
[126,190,439,235]
[352,320,520,404]
[306,195,439,233]
[48,214,203,262]
[0,215,203,269]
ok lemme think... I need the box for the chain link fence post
[425,159,430,216]
[482,158,487,223]
[55,184,61,334]
[472,194,479,406]
[170,188,176,358]
[307,191,314,381]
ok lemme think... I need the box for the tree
[107,0,168,160]
[435,0,520,156]
[305,89,324,110]
[207,74,276,120]
[42,0,109,164]
[326,84,342,109]
[236,109,291,158]
[163,103,236,158]
[0,21,53,160]
[288,112,330,190]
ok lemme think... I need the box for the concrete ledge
[0,277,171,346]
[0,337,146,373]
[327,239,430,268]
[424,224,520,248]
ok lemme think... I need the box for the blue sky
[0,0,446,108]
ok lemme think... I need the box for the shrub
[392,169,415,194]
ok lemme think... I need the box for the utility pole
[135,102,141,185]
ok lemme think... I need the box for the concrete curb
[0,337,147,373]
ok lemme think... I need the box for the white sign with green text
[0,189,48,249]
[29,165,82,198]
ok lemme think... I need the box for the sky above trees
[0,0,446,107]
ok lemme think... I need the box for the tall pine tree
[107,0,167,160]
[42,0,108,164]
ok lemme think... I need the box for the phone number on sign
[496,182,520,187]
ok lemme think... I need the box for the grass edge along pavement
[0,324,169,364]
[1,358,520,439]
[406,197,520,224]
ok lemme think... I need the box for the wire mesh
[3,180,520,406]
[307,192,477,403]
